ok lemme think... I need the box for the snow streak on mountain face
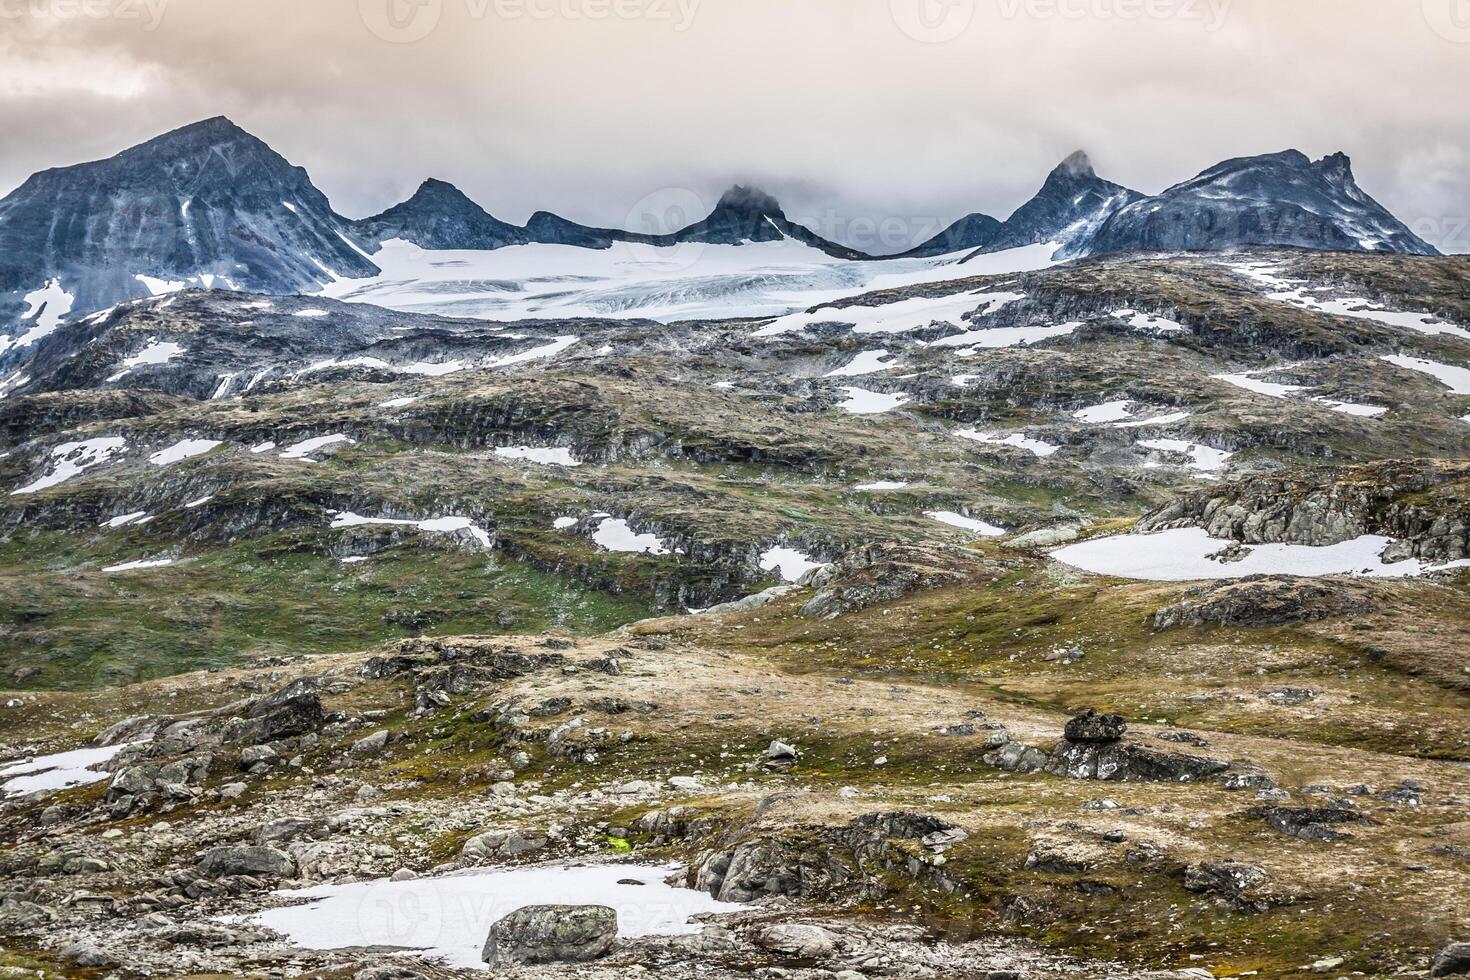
[315,239,1062,323]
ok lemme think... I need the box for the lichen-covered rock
[1046,742,1229,783]
[1154,577,1377,629]
[1248,806,1373,842]
[481,904,617,967]
[1184,861,1269,897]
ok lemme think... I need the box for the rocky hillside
[1,246,1468,979]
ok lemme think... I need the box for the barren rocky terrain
[3,247,1469,979]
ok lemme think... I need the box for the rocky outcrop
[481,905,617,967]
[1247,806,1375,842]
[986,711,1231,784]
[1138,460,1470,563]
[799,542,985,619]
[1154,577,1377,629]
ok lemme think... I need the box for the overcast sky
[2,0,1468,253]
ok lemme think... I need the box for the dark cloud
[2,0,1467,252]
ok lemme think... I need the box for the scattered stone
[757,923,840,959]
[196,845,296,878]
[462,829,547,862]
[350,730,390,757]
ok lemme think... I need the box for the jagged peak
[713,184,785,218]
[1315,151,1354,178]
[1056,150,1095,179]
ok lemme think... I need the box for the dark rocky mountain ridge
[1083,149,1439,257]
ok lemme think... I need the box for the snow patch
[11,437,127,495]
[280,435,354,460]
[149,439,222,467]
[1138,438,1233,473]
[1054,527,1470,582]
[593,517,671,555]
[825,350,901,378]
[837,387,908,415]
[1,742,140,798]
[247,863,743,971]
[494,446,581,467]
[759,546,824,582]
[1380,354,1470,395]
[329,511,491,548]
[926,511,1006,537]
[956,429,1060,458]
[103,558,174,573]
[106,339,186,382]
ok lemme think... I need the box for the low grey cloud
[1,0,1467,252]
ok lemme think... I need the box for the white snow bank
[825,350,901,377]
[926,510,1005,537]
[106,339,186,382]
[759,546,824,582]
[1139,438,1233,473]
[247,863,743,971]
[1380,355,1470,395]
[0,742,139,798]
[855,480,910,491]
[101,511,148,529]
[280,435,354,460]
[1113,309,1186,334]
[329,511,492,548]
[294,309,330,318]
[494,447,581,467]
[1213,371,1305,399]
[1314,398,1388,418]
[1,279,75,354]
[11,437,127,495]
[956,429,1060,458]
[1053,527,1470,582]
[757,290,1023,338]
[379,396,422,409]
[103,558,174,573]
[838,387,908,415]
[933,321,1080,351]
[149,439,222,466]
[593,517,671,555]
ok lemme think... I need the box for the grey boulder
[482,904,617,967]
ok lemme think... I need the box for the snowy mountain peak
[0,116,377,343]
